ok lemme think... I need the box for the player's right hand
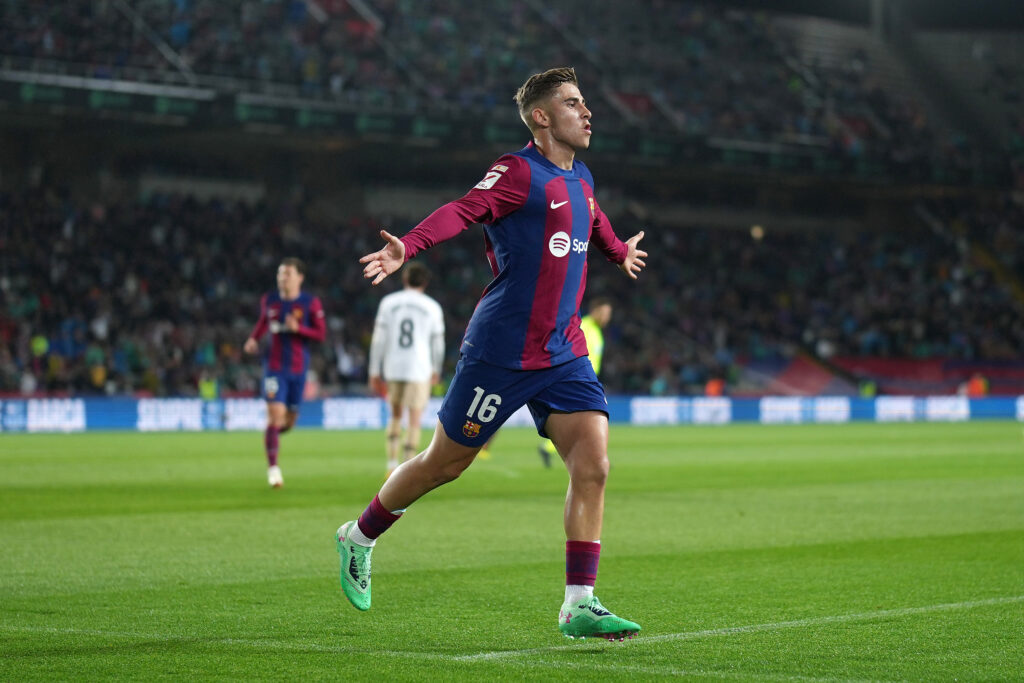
[243,337,258,355]
[359,230,406,286]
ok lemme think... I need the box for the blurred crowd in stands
[0,186,382,398]
[0,0,1015,184]
[0,0,408,107]
[607,208,1024,395]
[1,0,1021,397]
[2,184,1022,398]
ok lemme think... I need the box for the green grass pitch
[2,422,1022,681]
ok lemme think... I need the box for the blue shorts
[262,371,306,411]
[438,355,608,446]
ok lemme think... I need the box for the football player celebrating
[339,67,646,641]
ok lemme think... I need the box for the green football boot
[335,521,372,611]
[558,595,641,641]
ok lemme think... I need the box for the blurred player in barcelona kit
[243,257,326,488]
[368,262,445,479]
[337,67,647,641]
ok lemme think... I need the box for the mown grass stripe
[5,594,1020,668]
[454,595,1024,661]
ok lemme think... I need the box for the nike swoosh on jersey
[550,200,569,209]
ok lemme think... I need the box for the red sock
[264,425,279,467]
[566,540,601,586]
[356,495,402,540]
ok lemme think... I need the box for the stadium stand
[0,0,410,107]
[1,0,1022,398]
[0,0,1010,180]
[3,183,1023,397]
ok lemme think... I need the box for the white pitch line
[0,624,879,682]
[3,594,1021,669]
[453,594,1024,662]
[482,463,523,479]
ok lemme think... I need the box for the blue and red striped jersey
[249,291,326,375]
[400,142,627,370]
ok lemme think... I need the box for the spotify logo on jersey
[548,231,571,257]
[548,231,589,257]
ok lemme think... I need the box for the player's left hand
[284,316,300,332]
[359,230,407,286]
[619,230,647,280]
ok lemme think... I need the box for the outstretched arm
[617,231,647,280]
[359,230,407,286]
[358,155,530,286]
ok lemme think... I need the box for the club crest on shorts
[462,420,482,438]
[264,376,279,399]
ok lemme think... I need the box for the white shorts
[387,380,431,411]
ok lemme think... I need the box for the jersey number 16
[467,386,501,422]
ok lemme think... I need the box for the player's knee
[437,458,472,484]
[423,450,474,486]
[571,454,609,488]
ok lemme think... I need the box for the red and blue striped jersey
[249,291,326,375]
[400,142,627,370]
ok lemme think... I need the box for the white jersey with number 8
[369,288,445,382]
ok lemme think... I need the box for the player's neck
[533,135,575,170]
[279,288,300,300]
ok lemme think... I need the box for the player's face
[543,83,592,150]
[277,264,303,297]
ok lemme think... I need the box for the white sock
[349,522,376,547]
[564,584,594,604]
